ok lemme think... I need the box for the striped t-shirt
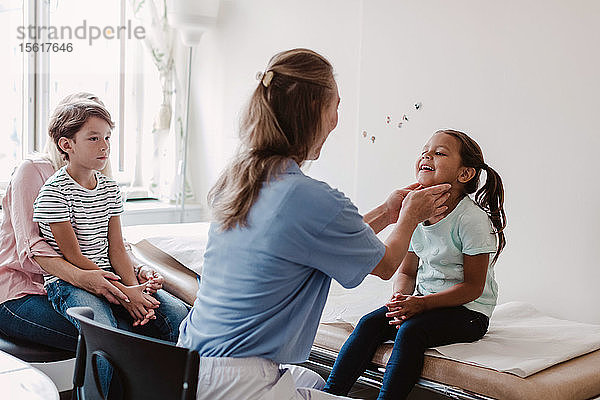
[33,166,123,284]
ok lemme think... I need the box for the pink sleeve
[9,160,60,274]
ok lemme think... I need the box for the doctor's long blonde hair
[208,48,336,230]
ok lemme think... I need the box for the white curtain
[129,0,193,203]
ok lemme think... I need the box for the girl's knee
[394,321,427,345]
[356,307,387,330]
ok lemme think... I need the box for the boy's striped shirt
[33,166,123,284]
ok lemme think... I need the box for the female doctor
[177,48,450,399]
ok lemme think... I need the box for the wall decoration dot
[362,130,367,138]
[397,122,403,128]
[402,114,409,121]
[385,116,391,124]
[370,136,376,143]
[414,102,422,110]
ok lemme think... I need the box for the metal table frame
[306,346,495,400]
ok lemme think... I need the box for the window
[0,0,25,185]
[2,0,163,198]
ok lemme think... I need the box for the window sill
[122,200,209,226]
[0,199,207,226]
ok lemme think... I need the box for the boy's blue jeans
[46,279,190,394]
[323,305,489,400]
[46,279,189,342]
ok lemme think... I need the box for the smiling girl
[324,129,506,400]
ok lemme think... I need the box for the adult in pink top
[0,157,129,350]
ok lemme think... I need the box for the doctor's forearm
[371,215,418,280]
[364,203,390,234]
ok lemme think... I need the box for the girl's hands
[385,293,427,328]
[137,266,164,294]
[386,291,404,311]
[118,284,160,326]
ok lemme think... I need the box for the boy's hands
[137,266,164,294]
[118,284,160,326]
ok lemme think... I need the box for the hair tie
[481,163,489,170]
[256,70,274,87]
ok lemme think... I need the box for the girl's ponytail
[437,130,507,264]
[475,164,506,264]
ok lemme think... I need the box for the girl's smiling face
[415,132,468,187]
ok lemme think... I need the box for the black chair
[0,331,75,363]
[67,306,199,400]
[0,331,76,393]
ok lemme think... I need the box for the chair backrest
[67,307,199,400]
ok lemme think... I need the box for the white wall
[188,0,363,208]
[355,0,600,324]
[188,0,600,324]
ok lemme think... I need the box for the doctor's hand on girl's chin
[118,284,161,326]
[385,294,427,328]
[400,184,451,225]
[385,183,422,224]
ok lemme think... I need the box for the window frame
[1,0,153,200]
[33,0,128,171]
[0,1,30,193]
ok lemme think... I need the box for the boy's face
[60,117,111,172]
[415,132,464,187]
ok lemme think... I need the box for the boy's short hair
[48,100,115,160]
[57,92,105,107]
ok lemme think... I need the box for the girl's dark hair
[438,129,506,264]
[208,48,336,230]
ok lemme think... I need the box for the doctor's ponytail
[209,49,336,230]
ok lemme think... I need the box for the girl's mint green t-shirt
[409,196,498,317]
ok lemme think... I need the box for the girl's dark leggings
[323,305,489,400]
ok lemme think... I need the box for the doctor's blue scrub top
[177,161,386,364]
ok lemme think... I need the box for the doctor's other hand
[399,184,451,225]
[385,183,421,225]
